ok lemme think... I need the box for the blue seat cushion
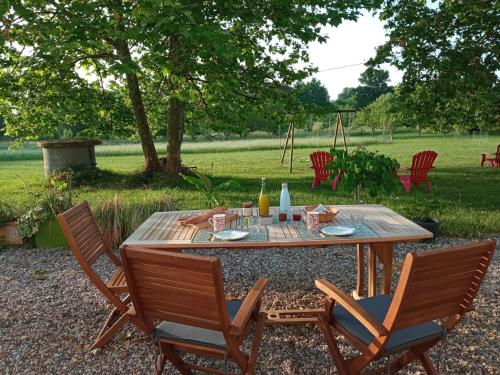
[155,300,242,349]
[333,295,444,355]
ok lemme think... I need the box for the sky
[307,11,403,100]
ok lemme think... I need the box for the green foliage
[354,93,401,137]
[0,202,15,226]
[294,78,331,111]
[334,67,392,110]
[372,0,499,132]
[17,178,73,239]
[0,0,382,167]
[328,147,400,203]
[93,193,177,248]
[181,172,241,208]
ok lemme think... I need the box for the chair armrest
[315,279,388,337]
[229,278,268,336]
[399,167,411,171]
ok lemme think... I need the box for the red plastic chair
[309,151,342,190]
[399,151,438,193]
[480,144,500,169]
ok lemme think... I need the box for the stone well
[38,139,101,177]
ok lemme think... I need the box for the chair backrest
[384,240,496,332]
[495,144,500,161]
[58,201,120,269]
[121,246,231,333]
[410,150,437,178]
[310,151,333,178]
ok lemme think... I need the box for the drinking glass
[249,215,261,233]
[350,212,365,226]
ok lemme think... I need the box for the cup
[306,211,320,230]
[350,212,365,226]
[249,215,261,233]
[292,210,302,222]
[208,214,226,232]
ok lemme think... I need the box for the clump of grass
[93,193,178,248]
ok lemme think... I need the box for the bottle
[258,177,270,216]
[279,182,291,214]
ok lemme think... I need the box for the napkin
[312,204,328,213]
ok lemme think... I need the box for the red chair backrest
[410,151,438,179]
[495,144,500,161]
[310,151,333,178]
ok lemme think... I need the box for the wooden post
[333,112,341,149]
[289,123,294,173]
[280,123,293,167]
[340,113,348,152]
[354,243,365,298]
[368,245,377,297]
[332,111,349,151]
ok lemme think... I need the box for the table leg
[369,242,394,296]
[355,243,365,298]
[368,245,377,297]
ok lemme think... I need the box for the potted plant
[18,178,73,248]
[328,147,400,204]
[407,200,441,242]
[181,172,241,208]
[0,203,24,246]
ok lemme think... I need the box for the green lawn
[1,133,499,238]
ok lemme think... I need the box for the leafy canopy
[371,0,499,132]
[1,0,382,141]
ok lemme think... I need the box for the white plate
[320,225,356,237]
[214,230,249,241]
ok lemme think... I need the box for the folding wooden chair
[120,245,268,375]
[316,240,496,374]
[57,201,148,350]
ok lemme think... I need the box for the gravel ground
[1,237,498,374]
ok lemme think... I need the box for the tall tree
[355,67,391,108]
[295,78,331,109]
[371,0,499,132]
[334,67,391,109]
[1,0,381,177]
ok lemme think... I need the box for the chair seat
[156,300,243,349]
[333,295,444,355]
[106,267,128,293]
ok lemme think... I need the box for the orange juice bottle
[258,177,270,216]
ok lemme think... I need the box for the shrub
[93,193,178,248]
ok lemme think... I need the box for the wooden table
[122,205,432,324]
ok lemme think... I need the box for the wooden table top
[122,205,432,250]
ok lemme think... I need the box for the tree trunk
[164,34,185,178]
[125,71,161,172]
[165,96,185,177]
[110,23,160,173]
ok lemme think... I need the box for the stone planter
[38,139,101,178]
[0,221,24,245]
[35,216,68,248]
